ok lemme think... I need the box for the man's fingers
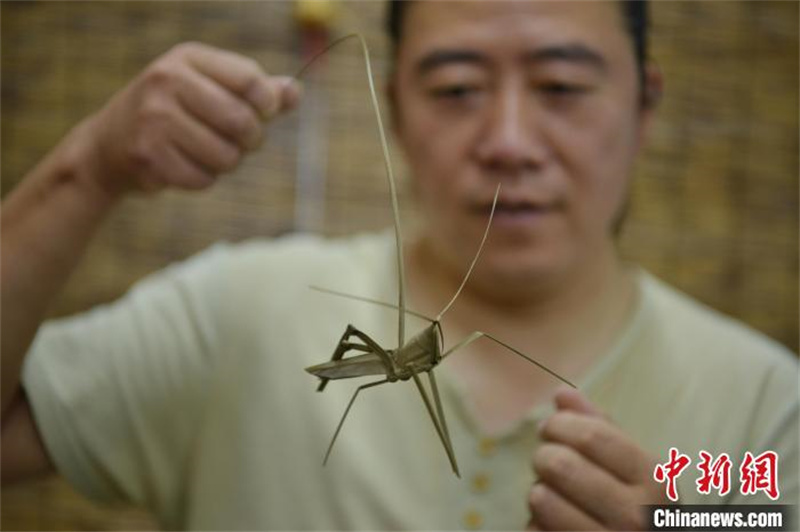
[554,387,604,417]
[181,42,299,119]
[528,482,603,531]
[546,387,654,481]
[539,410,651,483]
[167,106,244,174]
[176,67,263,150]
[534,442,644,529]
[149,144,215,191]
[531,389,656,530]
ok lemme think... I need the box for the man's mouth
[468,197,563,229]
[472,199,559,215]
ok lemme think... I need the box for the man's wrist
[55,115,128,211]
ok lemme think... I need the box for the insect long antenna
[435,184,501,321]
[295,33,406,349]
[310,286,436,323]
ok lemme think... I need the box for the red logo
[654,449,780,502]
[696,451,732,496]
[740,450,780,500]
[654,447,692,502]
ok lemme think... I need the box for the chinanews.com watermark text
[647,505,791,531]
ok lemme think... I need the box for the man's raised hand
[86,42,300,194]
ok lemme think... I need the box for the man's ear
[641,61,664,111]
[636,61,664,147]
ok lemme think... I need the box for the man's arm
[1,113,122,416]
[1,392,52,483]
[0,42,300,480]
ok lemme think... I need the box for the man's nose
[475,84,544,173]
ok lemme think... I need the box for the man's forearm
[1,117,123,415]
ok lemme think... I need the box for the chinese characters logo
[653,448,779,502]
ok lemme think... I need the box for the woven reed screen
[1,1,797,530]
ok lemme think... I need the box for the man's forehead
[399,1,626,54]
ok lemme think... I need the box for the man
[2,1,797,530]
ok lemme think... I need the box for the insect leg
[441,331,576,389]
[346,329,399,381]
[426,369,458,476]
[341,342,371,352]
[411,373,460,477]
[323,378,389,466]
[317,325,361,392]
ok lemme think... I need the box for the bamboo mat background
[1,1,797,530]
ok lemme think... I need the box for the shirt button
[471,473,490,494]
[463,509,483,530]
[478,438,496,457]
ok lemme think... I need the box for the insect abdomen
[305,353,388,380]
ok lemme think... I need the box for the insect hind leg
[411,373,460,477]
[317,325,360,392]
[317,325,398,391]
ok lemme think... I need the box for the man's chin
[470,252,573,303]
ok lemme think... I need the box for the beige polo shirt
[23,231,798,529]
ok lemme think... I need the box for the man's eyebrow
[523,44,608,72]
[415,44,608,76]
[416,50,488,75]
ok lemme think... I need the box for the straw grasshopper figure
[300,34,576,478]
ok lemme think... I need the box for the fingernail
[244,82,273,121]
[278,76,302,111]
[265,83,282,117]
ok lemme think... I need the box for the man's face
[391,1,655,294]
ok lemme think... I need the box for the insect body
[307,320,457,471]
[309,321,443,387]
[298,34,575,477]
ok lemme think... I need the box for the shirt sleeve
[21,243,231,522]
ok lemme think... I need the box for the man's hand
[85,42,301,194]
[527,388,667,531]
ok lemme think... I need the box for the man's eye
[430,85,479,99]
[539,82,588,96]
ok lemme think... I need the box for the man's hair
[386,0,649,93]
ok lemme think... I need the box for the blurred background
[1,1,797,529]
